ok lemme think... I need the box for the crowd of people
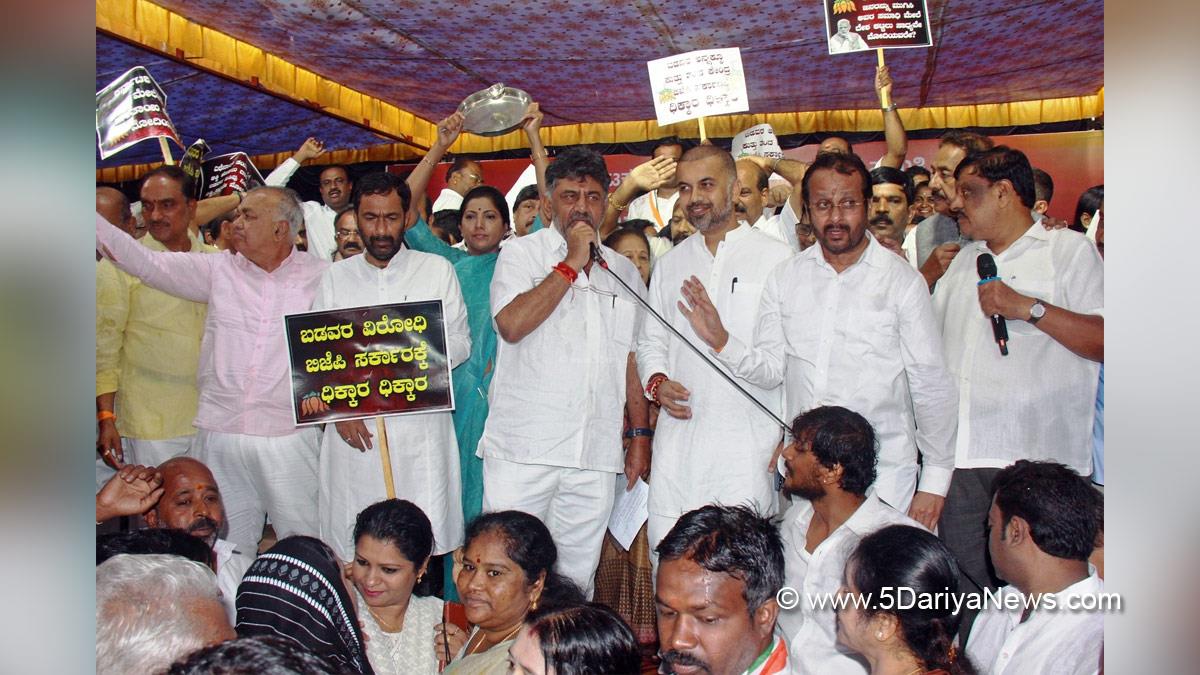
[95,64,1106,674]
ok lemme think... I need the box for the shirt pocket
[605,295,638,351]
[846,309,899,358]
[724,281,765,343]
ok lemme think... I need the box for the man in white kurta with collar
[310,173,471,562]
[638,146,792,552]
[681,152,958,528]
[480,148,651,597]
[266,137,353,262]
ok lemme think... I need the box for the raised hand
[628,155,676,193]
[677,276,730,351]
[436,112,465,150]
[294,137,325,163]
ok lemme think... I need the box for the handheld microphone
[976,253,1009,356]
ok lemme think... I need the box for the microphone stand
[589,244,790,433]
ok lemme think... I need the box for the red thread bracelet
[552,262,578,284]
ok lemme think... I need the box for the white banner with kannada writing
[731,123,783,160]
[647,48,749,126]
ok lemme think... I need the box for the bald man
[96,187,137,238]
[144,456,254,621]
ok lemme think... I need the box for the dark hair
[525,602,640,675]
[653,136,686,155]
[334,207,356,228]
[460,185,511,228]
[870,166,914,203]
[165,635,352,675]
[736,158,770,192]
[604,223,652,253]
[351,172,411,214]
[954,146,1036,210]
[141,165,196,201]
[445,157,479,182]
[819,135,855,155]
[1032,168,1054,205]
[202,210,236,243]
[904,165,931,181]
[514,184,541,208]
[938,130,994,155]
[432,209,462,243]
[655,504,784,614]
[320,165,352,184]
[801,152,872,207]
[790,406,877,495]
[681,145,737,181]
[848,525,977,675]
[991,460,1101,561]
[352,499,434,567]
[546,147,610,193]
[1072,184,1104,231]
[97,529,214,567]
[463,511,584,610]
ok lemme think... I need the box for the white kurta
[311,251,472,560]
[637,226,792,522]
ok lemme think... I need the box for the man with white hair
[96,553,235,675]
[829,19,868,53]
[96,185,330,552]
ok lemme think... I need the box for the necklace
[464,624,522,655]
[367,607,404,633]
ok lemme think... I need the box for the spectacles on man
[809,199,864,215]
[335,229,361,240]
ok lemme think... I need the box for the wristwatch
[1028,299,1046,325]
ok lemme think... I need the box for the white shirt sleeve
[265,157,301,187]
[714,263,787,389]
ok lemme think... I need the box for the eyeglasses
[335,229,361,239]
[809,199,864,215]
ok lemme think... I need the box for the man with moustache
[331,208,363,260]
[266,136,353,261]
[680,152,957,523]
[480,147,650,597]
[773,407,923,674]
[143,456,254,621]
[305,171,471,563]
[733,158,796,248]
[638,145,792,552]
[914,130,994,284]
[655,505,795,675]
[431,157,486,212]
[867,166,913,258]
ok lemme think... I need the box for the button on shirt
[932,225,1103,473]
[776,493,923,674]
[265,158,338,261]
[637,225,792,518]
[716,235,959,509]
[966,572,1104,675]
[97,213,330,436]
[96,231,216,439]
[480,227,646,473]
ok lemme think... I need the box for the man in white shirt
[307,172,471,562]
[914,130,994,287]
[142,456,254,622]
[734,158,795,248]
[772,406,924,673]
[265,137,353,261]
[932,146,1103,640]
[480,147,651,597]
[680,152,957,523]
[638,146,792,552]
[600,138,684,265]
[623,137,685,232]
[430,158,484,213]
[966,460,1104,675]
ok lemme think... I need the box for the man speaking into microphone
[931,146,1103,641]
[479,147,650,598]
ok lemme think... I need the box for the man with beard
[305,171,471,563]
[915,130,994,286]
[96,185,329,553]
[867,166,913,258]
[638,145,791,553]
[655,505,795,675]
[481,147,650,597]
[266,137,353,261]
[680,152,957,523]
[143,456,253,621]
[773,406,923,674]
[331,208,363,260]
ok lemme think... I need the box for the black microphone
[976,253,1008,356]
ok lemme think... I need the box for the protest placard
[180,139,210,200]
[200,152,266,199]
[825,0,932,54]
[731,124,784,160]
[285,300,455,426]
[96,66,184,160]
[647,48,748,127]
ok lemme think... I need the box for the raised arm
[191,193,240,236]
[876,65,908,169]
[493,222,594,343]
[599,156,677,238]
[522,103,549,199]
[96,213,216,303]
[265,137,325,187]
[406,113,464,222]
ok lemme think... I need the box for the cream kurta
[312,251,471,560]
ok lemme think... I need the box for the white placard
[647,48,749,126]
[731,123,783,159]
[607,475,649,551]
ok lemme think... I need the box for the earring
[530,596,539,611]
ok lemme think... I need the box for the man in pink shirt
[96,185,329,551]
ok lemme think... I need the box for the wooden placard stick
[876,49,891,109]
[698,116,708,144]
[159,137,175,165]
[376,417,396,498]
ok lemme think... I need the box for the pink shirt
[97,213,329,436]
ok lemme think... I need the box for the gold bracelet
[608,193,628,211]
